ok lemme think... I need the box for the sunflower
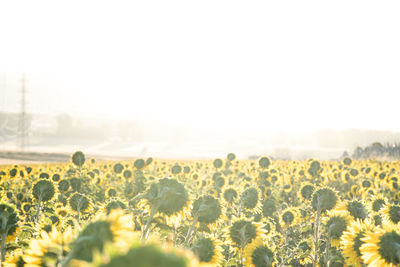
[382,203,400,225]
[191,236,224,266]
[296,238,314,265]
[243,237,275,267]
[71,242,199,267]
[311,187,338,213]
[323,210,352,247]
[370,195,387,213]
[279,207,300,228]
[66,210,135,264]
[225,219,266,251]
[23,227,73,266]
[282,184,292,194]
[32,179,56,203]
[56,207,70,219]
[268,231,284,247]
[106,187,117,198]
[3,249,25,267]
[240,187,262,213]
[22,202,32,213]
[360,223,400,267]
[103,199,127,215]
[261,218,276,235]
[191,195,222,225]
[262,198,277,219]
[145,178,189,217]
[298,182,315,202]
[337,200,369,221]
[222,187,238,204]
[340,219,375,267]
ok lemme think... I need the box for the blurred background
[1,1,400,161]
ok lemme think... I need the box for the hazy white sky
[0,0,399,132]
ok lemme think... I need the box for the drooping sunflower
[323,210,352,247]
[191,195,222,226]
[360,223,400,267]
[222,187,238,204]
[240,187,262,213]
[311,187,338,213]
[298,182,315,202]
[145,178,189,217]
[225,219,266,251]
[32,179,56,203]
[243,237,275,267]
[340,219,375,267]
[191,236,224,266]
[262,198,277,219]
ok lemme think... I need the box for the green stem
[313,207,321,267]
[36,198,42,225]
[141,205,158,241]
[325,234,331,267]
[184,217,198,247]
[0,233,7,266]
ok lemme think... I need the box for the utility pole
[18,73,28,152]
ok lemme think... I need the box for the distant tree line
[352,142,400,159]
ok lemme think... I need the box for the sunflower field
[0,151,400,267]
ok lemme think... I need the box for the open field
[0,151,399,266]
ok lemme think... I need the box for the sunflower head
[223,188,238,204]
[191,195,221,225]
[258,157,271,169]
[106,187,117,198]
[371,196,386,212]
[32,179,56,202]
[71,151,86,168]
[67,210,134,264]
[146,178,188,216]
[299,182,315,201]
[105,199,127,215]
[324,210,351,246]
[308,160,321,177]
[346,200,368,220]
[69,193,90,213]
[244,238,275,267]
[279,207,300,228]
[213,159,223,169]
[361,224,400,266]
[227,219,265,249]
[58,180,70,192]
[340,219,374,267]
[262,198,276,218]
[240,187,260,211]
[134,159,146,170]
[382,203,400,225]
[311,187,338,213]
[113,163,124,174]
[191,236,223,265]
[97,244,192,267]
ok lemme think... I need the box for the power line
[18,73,29,152]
